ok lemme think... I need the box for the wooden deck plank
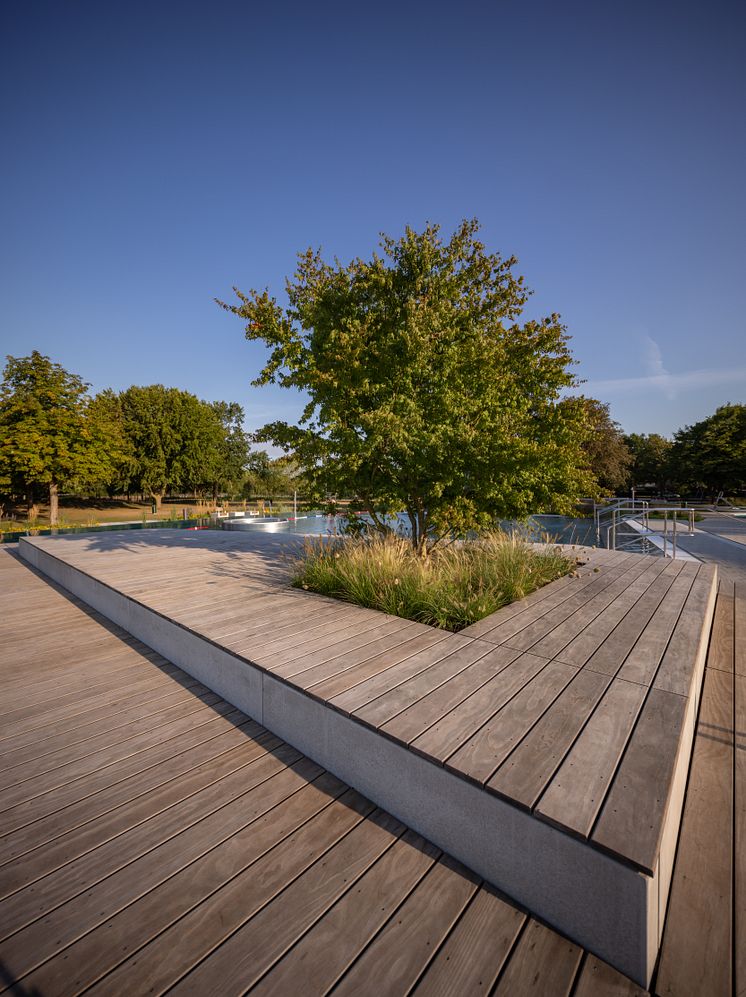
[305,629,452,701]
[575,956,647,996]
[0,690,225,792]
[488,668,612,808]
[409,652,553,762]
[526,558,670,661]
[116,820,425,997]
[558,561,686,670]
[329,632,472,716]
[736,583,746,677]
[461,574,575,639]
[0,709,247,837]
[706,585,735,673]
[352,639,494,728]
[468,561,630,647]
[0,677,206,761]
[653,564,717,696]
[591,688,687,873]
[612,570,698,686]
[0,752,324,979]
[276,623,429,689]
[327,856,480,997]
[535,678,648,839]
[0,542,737,996]
[655,668,733,997]
[20,774,355,995]
[0,733,279,900]
[0,700,241,814]
[492,919,582,995]
[735,591,746,997]
[0,666,196,742]
[445,660,578,783]
[380,645,523,746]
[497,559,644,652]
[412,885,526,996]
[268,620,419,679]
[0,723,260,870]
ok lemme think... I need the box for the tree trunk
[27,488,39,522]
[151,492,162,514]
[49,481,59,526]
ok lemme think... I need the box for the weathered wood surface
[16,530,717,879]
[653,580,743,997]
[1,548,657,996]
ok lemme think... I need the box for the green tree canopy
[669,404,746,496]
[575,397,632,495]
[243,450,302,499]
[624,433,673,493]
[117,385,247,508]
[201,401,250,501]
[218,220,593,550]
[0,352,124,523]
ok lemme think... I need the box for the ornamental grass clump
[292,532,576,632]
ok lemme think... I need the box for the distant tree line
[0,352,300,524]
[578,398,746,499]
[1,349,743,529]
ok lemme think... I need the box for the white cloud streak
[584,365,746,396]
[642,335,675,399]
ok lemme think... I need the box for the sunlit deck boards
[0,549,648,996]
[16,530,719,984]
[654,577,745,997]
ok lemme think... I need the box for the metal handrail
[594,498,649,543]
[603,506,696,559]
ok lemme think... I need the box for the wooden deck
[0,547,646,996]
[18,532,715,866]
[13,530,720,985]
[1,547,741,994]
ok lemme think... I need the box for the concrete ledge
[19,535,679,986]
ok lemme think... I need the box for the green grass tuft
[292,532,576,632]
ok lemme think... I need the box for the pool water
[252,512,597,545]
[1,512,597,546]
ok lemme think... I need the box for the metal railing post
[672,516,677,559]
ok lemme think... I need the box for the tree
[669,404,746,497]
[0,352,123,524]
[574,397,632,495]
[243,450,300,499]
[624,433,673,493]
[117,386,247,509]
[118,386,215,510]
[202,402,250,502]
[218,220,593,552]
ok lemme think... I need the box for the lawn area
[0,498,208,532]
[292,532,577,632]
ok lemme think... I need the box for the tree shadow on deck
[26,527,314,591]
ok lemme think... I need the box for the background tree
[669,404,746,497]
[201,401,250,502]
[88,389,135,497]
[243,450,300,499]
[116,386,248,508]
[0,352,124,524]
[219,220,593,552]
[118,385,223,510]
[624,433,673,494]
[573,396,631,495]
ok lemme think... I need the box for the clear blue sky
[1,1,744,441]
